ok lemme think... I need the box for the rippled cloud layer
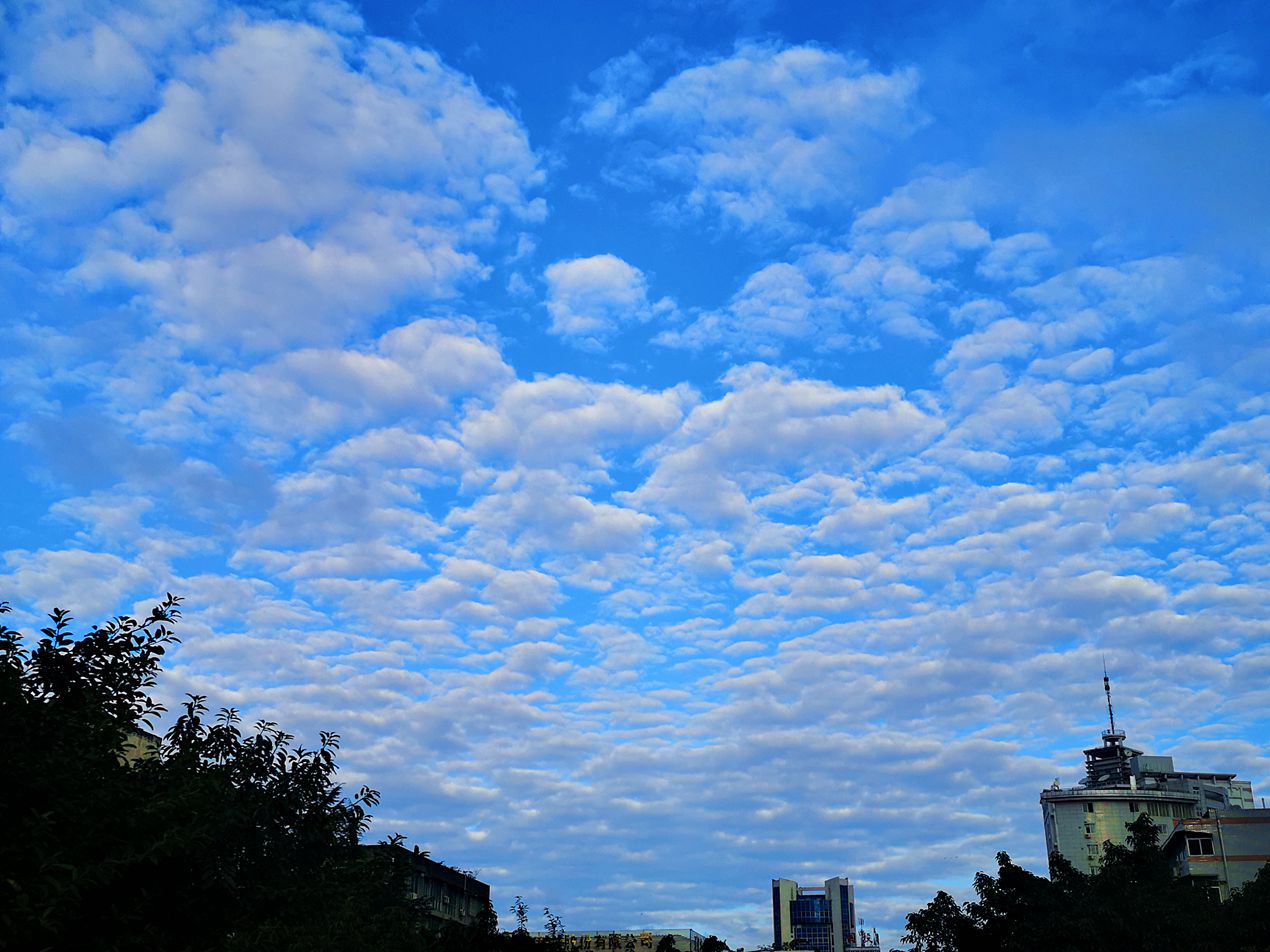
[3,0,1269,946]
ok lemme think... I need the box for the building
[365,844,491,930]
[1161,809,1270,900]
[120,729,159,765]
[772,877,868,952]
[1040,673,1256,875]
[535,929,705,951]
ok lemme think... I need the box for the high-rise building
[771,876,860,952]
[1040,673,1255,875]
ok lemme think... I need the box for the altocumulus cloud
[1,0,544,352]
[578,40,924,231]
[3,0,1270,947]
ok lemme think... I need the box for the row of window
[1082,800,1189,818]
[1082,839,1212,858]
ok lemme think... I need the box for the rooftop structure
[1040,673,1255,874]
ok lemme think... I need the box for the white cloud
[0,548,164,623]
[138,317,511,445]
[678,539,735,577]
[1137,454,1270,510]
[1018,257,1215,331]
[873,219,992,270]
[658,244,940,355]
[317,429,468,482]
[3,0,210,129]
[1028,347,1115,382]
[570,46,661,134]
[461,375,694,468]
[628,365,943,524]
[656,170,1038,356]
[851,170,986,230]
[1122,48,1257,107]
[542,254,673,346]
[244,540,428,581]
[449,468,656,567]
[937,318,1036,372]
[812,489,930,549]
[236,469,438,552]
[581,42,923,230]
[976,232,1057,283]
[2,7,544,352]
[938,379,1073,454]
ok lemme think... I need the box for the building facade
[538,929,704,951]
[120,729,159,765]
[1040,676,1256,875]
[366,844,491,929]
[1162,810,1270,901]
[771,877,859,952]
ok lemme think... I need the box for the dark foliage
[0,596,559,952]
[899,813,1270,952]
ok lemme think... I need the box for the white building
[1040,675,1254,874]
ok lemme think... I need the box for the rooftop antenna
[1103,657,1118,735]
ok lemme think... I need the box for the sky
[3,0,1270,945]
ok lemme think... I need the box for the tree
[898,814,1252,952]
[541,907,568,952]
[901,890,975,952]
[512,896,531,932]
[1,594,594,952]
[1225,860,1270,949]
[2,596,184,949]
[0,596,416,951]
[701,935,729,952]
[964,852,1078,951]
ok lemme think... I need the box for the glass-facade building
[771,877,858,952]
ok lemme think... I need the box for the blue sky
[3,0,1270,945]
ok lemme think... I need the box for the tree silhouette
[1,597,415,950]
[1,595,607,951]
[900,813,1267,952]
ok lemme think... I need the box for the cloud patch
[2,5,544,352]
[542,254,673,347]
[578,42,923,231]
[138,318,512,446]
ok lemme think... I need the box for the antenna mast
[1103,658,1117,735]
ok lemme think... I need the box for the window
[1128,801,1138,813]
[1187,836,1214,857]
[1085,802,1095,813]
